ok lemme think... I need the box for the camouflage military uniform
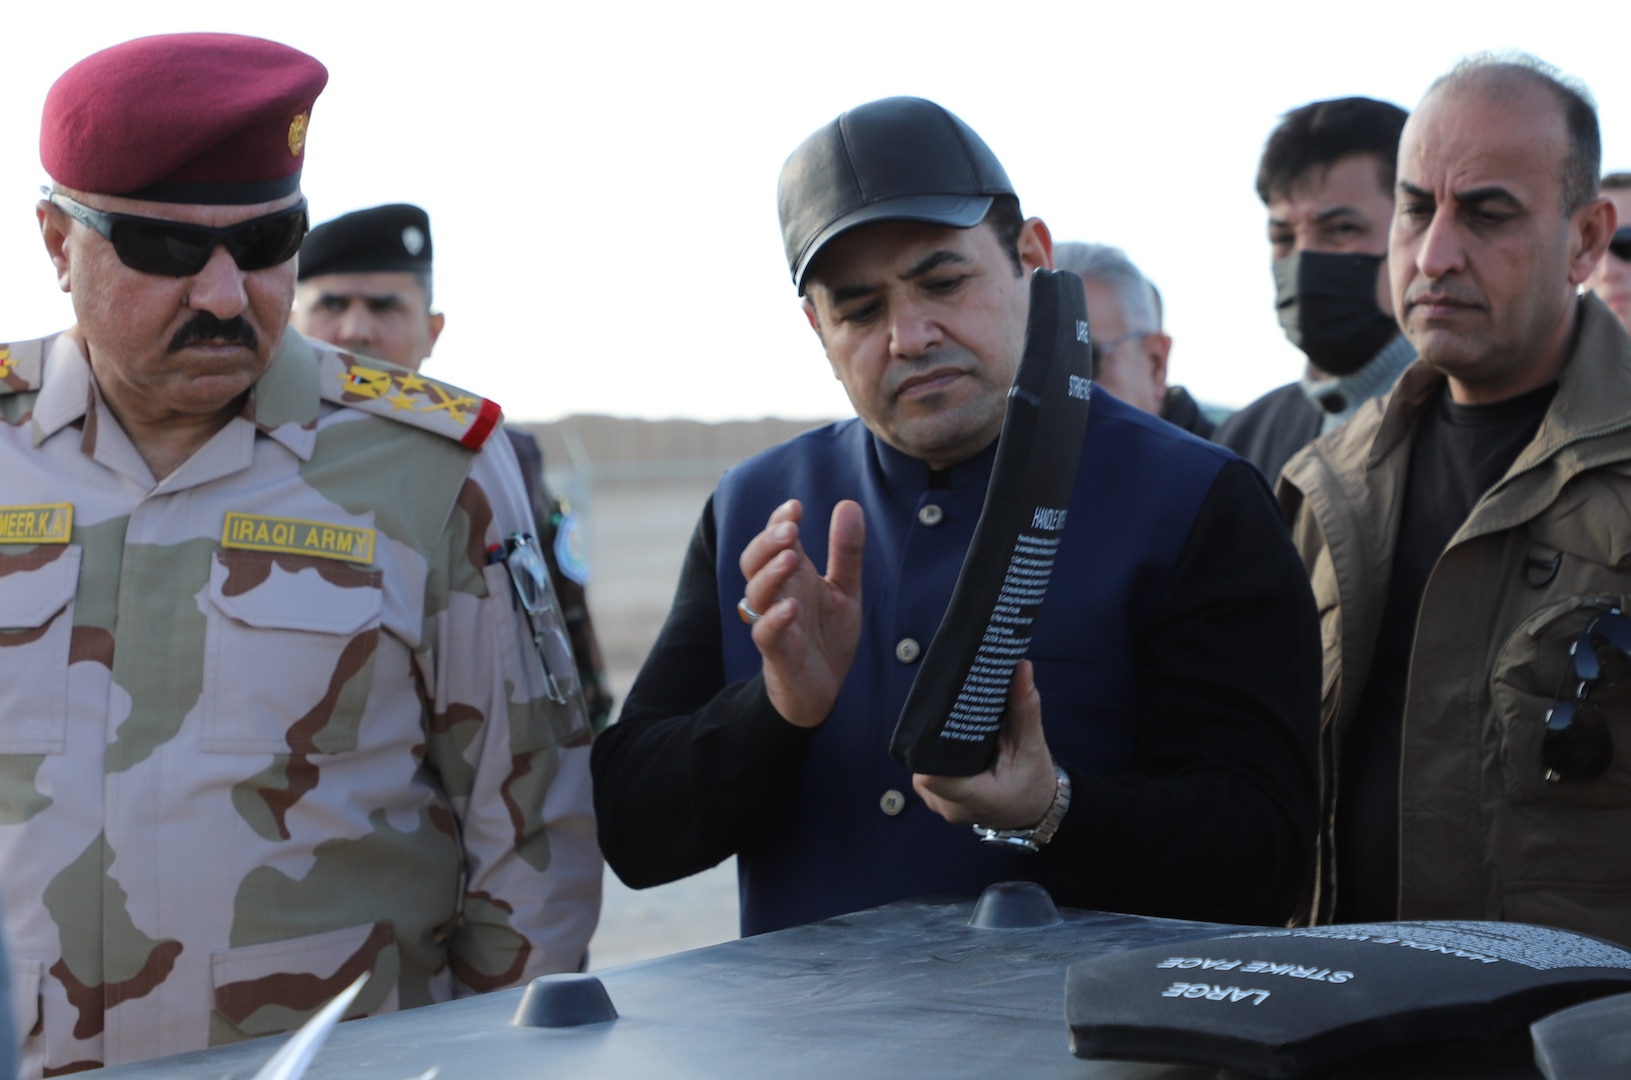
[0,330,600,1074]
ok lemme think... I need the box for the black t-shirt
[1335,381,1558,922]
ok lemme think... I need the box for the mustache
[1404,279,1484,308]
[168,313,257,353]
[884,347,978,396]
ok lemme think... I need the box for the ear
[1145,332,1172,398]
[1017,217,1053,272]
[426,311,446,353]
[37,200,72,293]
[1569,195,1617,286]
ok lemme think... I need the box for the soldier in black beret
[294,204,614,730]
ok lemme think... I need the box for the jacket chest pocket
[201,550,383,755]
[0,547,80,754]
[1491,592,1631,805]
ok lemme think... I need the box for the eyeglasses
[496,533,578,706]
[1609,227,1631,263]
[1088,331,1151,376]
[46,190,307,277]
[1542,609,1631,783]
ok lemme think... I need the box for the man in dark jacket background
[1216,97,1415,482]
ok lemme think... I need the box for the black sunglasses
[1609,227,1631,263]
[48,191,308,277]
[1542,609,1631,783]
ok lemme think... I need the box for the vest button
[895,637,921,663]
[880,789,906,816]
[917,504,944,527]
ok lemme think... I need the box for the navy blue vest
[713,391,1229,935]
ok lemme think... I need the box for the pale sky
[4,1,1629,422]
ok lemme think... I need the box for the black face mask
[1273,250,1399,376]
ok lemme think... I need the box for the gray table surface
[97,893,1545,1080]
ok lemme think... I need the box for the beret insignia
[288,112,309,157]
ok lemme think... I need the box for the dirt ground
[576,472,743,970]
[520,415,838,969]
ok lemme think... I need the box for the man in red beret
[2,33,601,1075]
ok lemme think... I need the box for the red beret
[42,33,328,205]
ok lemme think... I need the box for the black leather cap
[299,203,431,280]
[778,97,1014,293]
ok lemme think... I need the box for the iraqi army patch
[222,512,376,563]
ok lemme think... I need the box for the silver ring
[737,597,762,625]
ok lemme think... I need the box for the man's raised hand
[738,499,866,729]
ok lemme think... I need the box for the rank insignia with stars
[338,364,480,426]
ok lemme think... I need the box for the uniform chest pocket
[0,547,80,755]
[201,550,383,755]
[1491,593,1631,805]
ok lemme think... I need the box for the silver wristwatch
[971,763,1071,854]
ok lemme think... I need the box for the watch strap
[972,763,1071,854]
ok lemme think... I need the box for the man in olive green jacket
[1279,55,1631,943]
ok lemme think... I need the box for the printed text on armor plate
[1157,957,1355,982]
[1161,984,1271,1006]
[1031,507,1068,531]
[940,531,1060,742]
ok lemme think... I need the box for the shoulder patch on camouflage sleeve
[314,343,502,450]
[0,337,47,396]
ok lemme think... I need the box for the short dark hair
[1428,54,1600,213]
[1256,97,1408,205]
[984,195,1024,276]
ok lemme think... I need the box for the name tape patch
[0,503,73,544]
[222,512,376,564]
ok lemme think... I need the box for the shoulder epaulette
[0,337,49,396]
[314,342,502,450]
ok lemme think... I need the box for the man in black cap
[592,97,1320,936]
[294,204,614,730]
